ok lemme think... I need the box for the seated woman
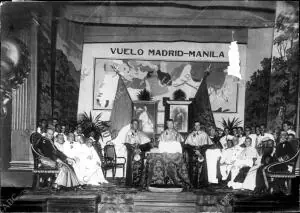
[35,128,81,190]
[74,138,108,185]
[157,119,183,153]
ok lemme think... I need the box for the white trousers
[205,149,222,184]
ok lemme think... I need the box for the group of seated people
[116,119,298,193]
[35,118,108,190]
[184,120,297,194]
[35,117,298,194]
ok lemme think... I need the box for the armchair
[265,139,300,195]
[30,132,59,189]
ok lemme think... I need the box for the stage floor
[1,179,299,213]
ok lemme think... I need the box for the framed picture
[169,104,189,132]
[163,99,192,134]
[132,100,159,139]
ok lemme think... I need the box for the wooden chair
[265,139,300,195]
[102,144,126,179]
[30,132,59,189]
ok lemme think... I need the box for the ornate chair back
[265,138,300,195]
[30,132,59,189]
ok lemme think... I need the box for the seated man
[184,121,214,187]
[219,137,243,182]
[244,131,295,194]
[35,128,81,190]
[227,137,259,189]
[157,119,184,153]
[124,119,152,186]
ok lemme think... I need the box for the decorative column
[9,16,39,170]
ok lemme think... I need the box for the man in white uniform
[227,137,259,189]
[219,137,243,181]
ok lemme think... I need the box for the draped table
[142,152,191,189]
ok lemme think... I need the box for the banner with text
[91,42,233,62]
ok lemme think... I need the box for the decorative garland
[1,37,30,117]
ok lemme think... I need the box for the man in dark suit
[35,128,81,189]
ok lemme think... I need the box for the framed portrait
[163,99,192,134]
[169,104,189,132]
[132,100,159,139]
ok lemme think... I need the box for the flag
[192,73,216,131]
[109,76,132,134]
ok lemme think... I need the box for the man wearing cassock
[124,119,152,186]
[157,119,184,153]
[184,121,214,187]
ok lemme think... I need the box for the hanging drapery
[109,76,133,134]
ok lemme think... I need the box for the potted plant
[173,89,187,101]
[137,88,152,101]
[78,111,111,141]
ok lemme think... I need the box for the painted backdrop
[93,59,237,112]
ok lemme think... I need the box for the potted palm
[220,117,243,133]
[78,111,111,141]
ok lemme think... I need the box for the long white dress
[240,155,263,190]
[75,145,108,185]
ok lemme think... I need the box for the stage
[1,178,299,213]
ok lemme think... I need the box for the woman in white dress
[75,138,108,185]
